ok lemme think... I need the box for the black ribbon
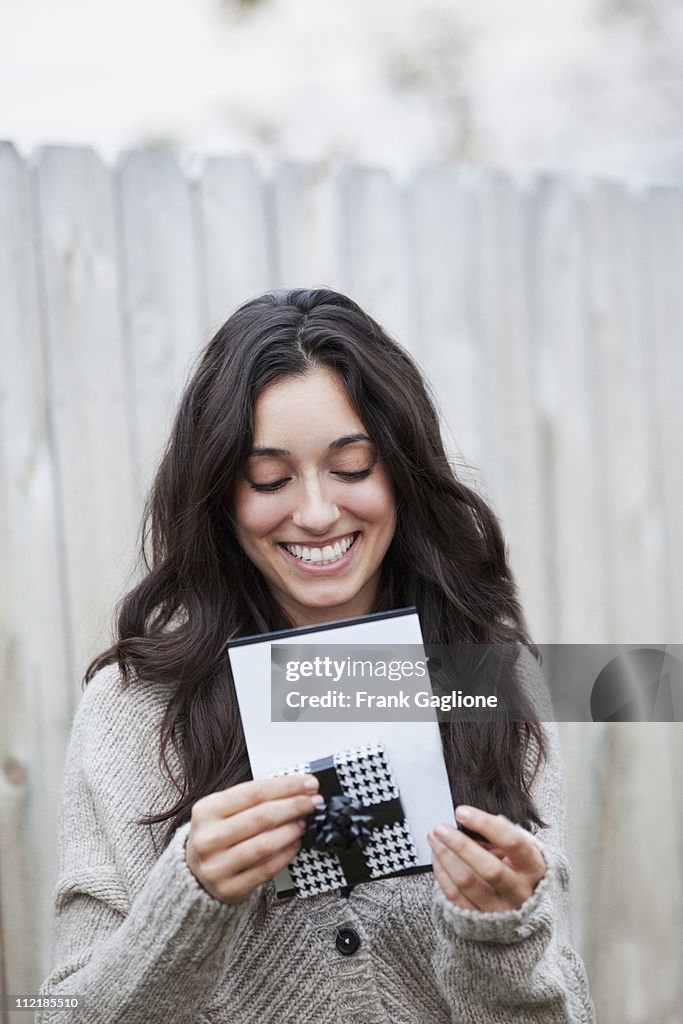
[306,794,375,851]
[300,755,405,886]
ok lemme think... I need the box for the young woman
[38,288,595,1023]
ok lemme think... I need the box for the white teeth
[283,533,356,565]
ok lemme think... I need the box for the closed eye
[336,468,373,480]
[248,478,290,493]
[249,467,373,493]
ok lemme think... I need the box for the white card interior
[227,611,456,895]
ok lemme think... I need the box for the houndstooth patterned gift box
[270,742,420,898]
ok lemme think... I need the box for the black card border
[225,605,420,650]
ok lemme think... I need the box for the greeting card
[226,607,455,897]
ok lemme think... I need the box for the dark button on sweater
[335,927,361,956]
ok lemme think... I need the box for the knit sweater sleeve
[430,647,596,1024]
[36,668,254,1024]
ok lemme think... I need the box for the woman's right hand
[185,774,323,904]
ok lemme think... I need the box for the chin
[294,590,351,609]
[284,581,365,616]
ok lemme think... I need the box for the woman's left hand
[428,805,547,912]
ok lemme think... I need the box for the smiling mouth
[278,531,360,566]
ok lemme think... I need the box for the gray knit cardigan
[38,648,595,1023]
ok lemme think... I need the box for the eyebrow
[248,433,372,458]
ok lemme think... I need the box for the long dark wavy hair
[87,287,546,849]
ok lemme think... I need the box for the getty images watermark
[269,644,683,723]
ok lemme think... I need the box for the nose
[291,477,341,534]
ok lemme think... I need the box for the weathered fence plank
[643,187,683,638]
[271,159,344,292]
[195,154,273,332]
[32,146,139,694]
[337,165,418,357]
[582,181,667,643]
[555,721,606,965]
[117,148,204,503]
[593,724,683,1023]
[529,178,610,644]
[411,166,485,489]
[468,173,548,642]
[0,142,71,1000]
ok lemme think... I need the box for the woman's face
[232,367,397,628]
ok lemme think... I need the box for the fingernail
[304,777,319,790]
[456,805,473,821]
[297,818,307,829]
[434,824,450,839]
[311,794,325,807]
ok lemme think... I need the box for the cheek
[353,478,396,524]
[234,490,287,540]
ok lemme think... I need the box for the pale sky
[2,0,682,181]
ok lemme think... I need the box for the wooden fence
[0,142,682,1023]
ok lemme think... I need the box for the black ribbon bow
[305,794,375,851]
[298,752,406,887]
